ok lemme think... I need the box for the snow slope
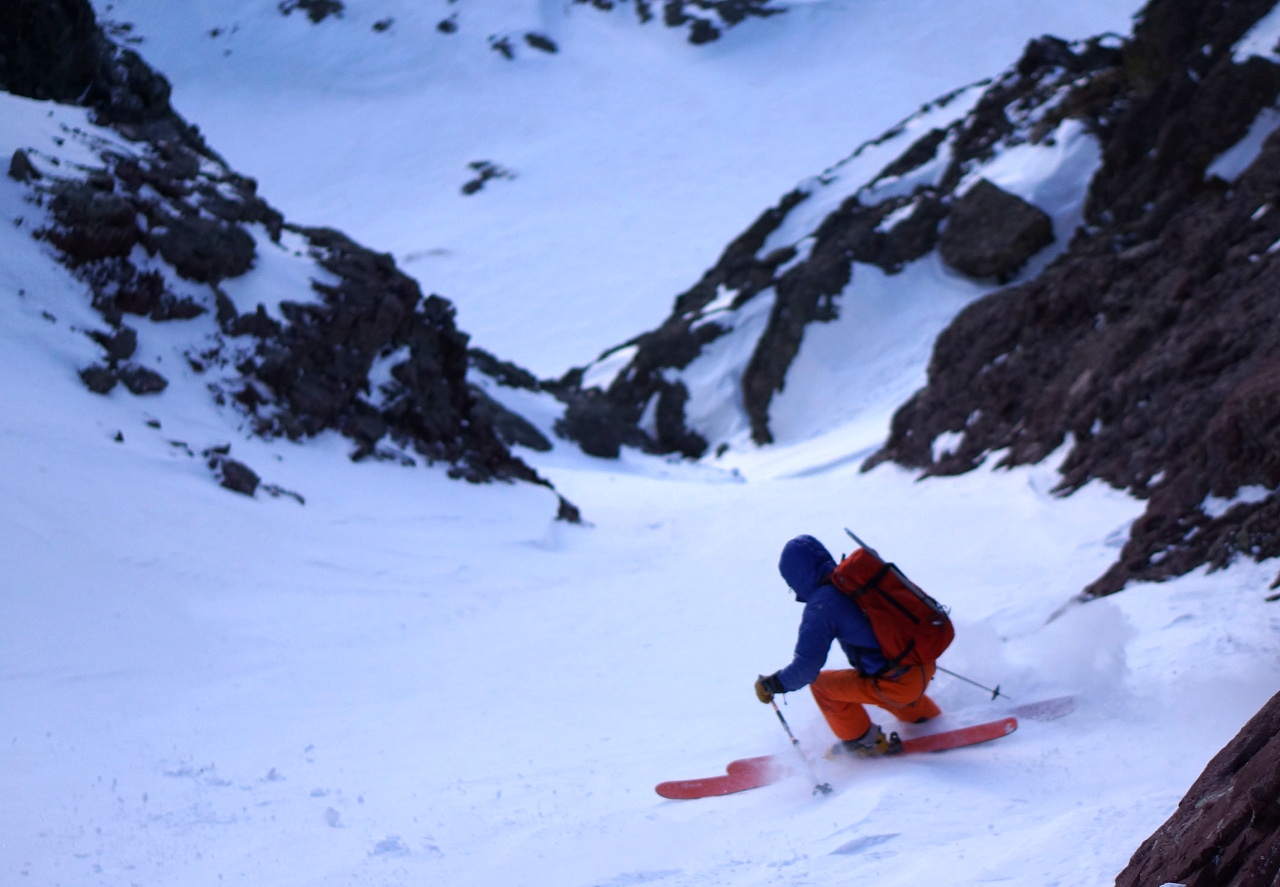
[5,227,1280,885]
[7,2,1280,886]
[96,0,1143,377]
[3,102,1279,885]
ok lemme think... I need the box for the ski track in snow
[6,2,1280,886]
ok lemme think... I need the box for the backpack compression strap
[842,562,921,677]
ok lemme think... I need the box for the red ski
[655,716,1017,800]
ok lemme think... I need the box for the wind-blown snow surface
[96,0,1143,377]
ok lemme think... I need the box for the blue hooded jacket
[774,535,887,691]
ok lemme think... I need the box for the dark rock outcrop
[461,161,515,196]
[0,0,195,145]
[468,348,543,391]
[1114,690,1280,887]
[152,214,256,283]
[79,363,117,394]
[225,225,547,483]
[938,178,1053,280]
[489,36,515,60]
[278,1,344,24]
[869,0,1280,595]
[9,148,40,182]
[211,455,260,496]
[556,385,652,459]
[45,180,141,264]
[524,33,558,54]
[89,325,137,362]
[469,386,553,452]
[572,0,784,43]
[5,0,573,511]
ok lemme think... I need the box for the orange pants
[810,662,940,741]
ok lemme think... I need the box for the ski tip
[655,755,787,800]
[654,781,692,800]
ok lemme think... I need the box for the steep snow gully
[2,1,1280,886]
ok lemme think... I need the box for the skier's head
[778,535,836,603]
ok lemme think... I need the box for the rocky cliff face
[553,0,1280,596]
[270,0,786,56]
[870,0,1280,595]
[1114,690,1280,887]
[3,0,576,517]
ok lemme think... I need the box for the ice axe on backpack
[843,527,879,558]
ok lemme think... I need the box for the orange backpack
[829,530,954,675]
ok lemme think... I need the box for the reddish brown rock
[868,0,1280,595]
[939,178,1053,280]
[1115,691,1280,887]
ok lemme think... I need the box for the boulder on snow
[524,33,558,54]
[461,161,515,195]
[939,179,1053,280]
[8,148,40,182]
[278,0,344,24]
[89,325,137,363]
[211,456,260,496]
[79,363,117,394]
[1114,690,1280,887]
[556,496,582,523]
[117,363,168,395]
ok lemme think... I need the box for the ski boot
[826,723,903,759]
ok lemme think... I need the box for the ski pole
[937,665,1012,701]
[770,699,833,796]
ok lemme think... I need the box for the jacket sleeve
[775,601,836,692]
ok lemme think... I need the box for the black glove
[754,673,785,704]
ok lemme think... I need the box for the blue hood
[778,535,837,603]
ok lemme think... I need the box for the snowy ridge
[2,67,564,497]
[100,0,1141,380]
[552,33,1123,460]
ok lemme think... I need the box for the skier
[754,534,942,757]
